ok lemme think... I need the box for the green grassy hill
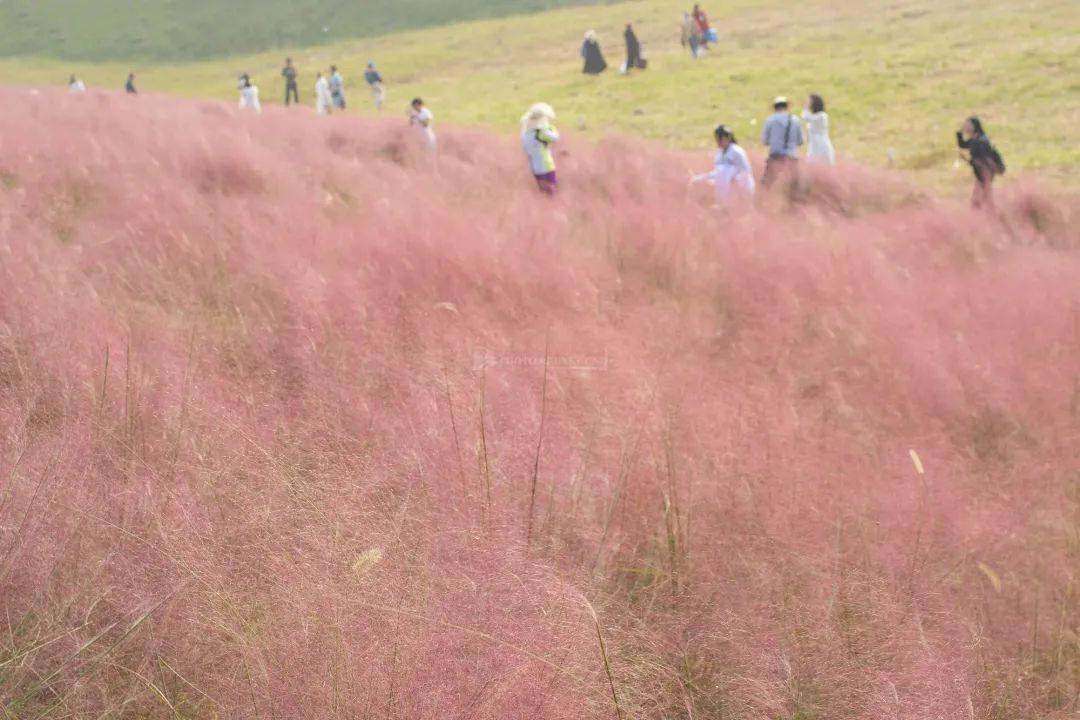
[2,0,1077,189]
[0,0,602,61]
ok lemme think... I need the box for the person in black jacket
[281,58,299,106]
[581,30,607,75]
[624,24,643,73]
[956,116,1002,208]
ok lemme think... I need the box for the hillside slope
[1,90,1079,718]
[0,0,600,61]
[2,0,1077,189]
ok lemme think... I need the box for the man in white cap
[760,95,804,188]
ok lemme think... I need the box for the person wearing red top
[692,4,711,47]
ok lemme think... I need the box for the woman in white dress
[802,94,835,164]
[314,72,333,115]
[690,124,755,203]
[408,97,436,150]
[238,74,261,113]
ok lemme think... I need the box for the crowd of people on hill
[61,3,1006,209]
[228,59,383,115]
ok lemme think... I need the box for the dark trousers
[285,83,299,105]
[534,171,558,196]
[762,155,797,188]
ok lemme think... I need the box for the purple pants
[534,171,557,195]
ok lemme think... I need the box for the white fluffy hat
[521,102,557,130]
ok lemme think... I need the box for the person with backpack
[521,103,560,195]
[281,58,299,106]
[760,96,804,188]
[690,124,755,203]
[956,116,1004,208]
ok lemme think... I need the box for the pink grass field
[1,88,1079,719]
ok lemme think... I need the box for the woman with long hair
[691,124,755,203]
[957,116,1004,208]
[801,94,835,165]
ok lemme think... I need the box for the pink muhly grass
[0,87,1078,718]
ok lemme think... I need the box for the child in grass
[521,103,560,195]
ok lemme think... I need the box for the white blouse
[801,110,835,164]
[693,144,755,201]
[239,85,261,113]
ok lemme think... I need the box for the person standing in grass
[760,96,803,187]
[956,116,1005,208]
[691,124,755,203]
[329,66,346,110]
[681,12,702,59]
[68,75,86,93]
[238,74,261,113]
[281,58,299,106]
[125,72,137,94]
[408,98,436,150]
[364,62,386,111]
[692,4,712,49]
[581,31,607,74]
[801,94,835,165]
[315,72,333,115]
[521,103,560,195]
[623,23,643,73]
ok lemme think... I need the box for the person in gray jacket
[760,96,804,187]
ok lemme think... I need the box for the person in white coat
[801,94,835,165]
[691,124,755,203]
[408,98,436,150]
[521,102,560,194]
[315,72,333,115]
[238,74,261,113]
[68,75,86,93]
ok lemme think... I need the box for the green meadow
[2,0,1077,188]
[0,0,602,61]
